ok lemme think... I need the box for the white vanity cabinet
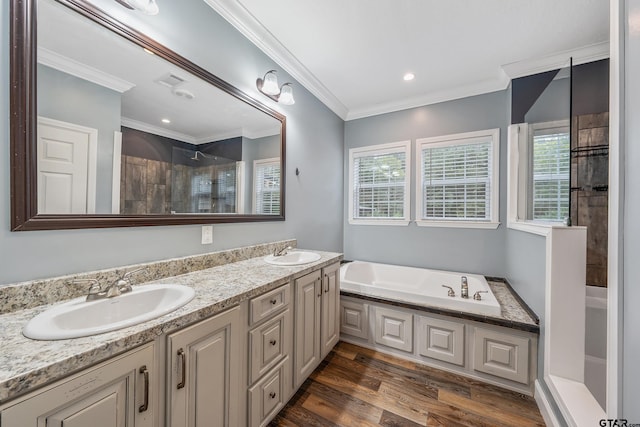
[0,343,156,427]
[166,306,242,427]
[320,262,340,359]
[247,283,292,427]
[294,262,340,388]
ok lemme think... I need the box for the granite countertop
[0,250,342,404]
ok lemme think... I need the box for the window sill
[348,219,411,226]
[415,220,500,230]
[506,219,574,236]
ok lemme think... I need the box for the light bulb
[126,0,159,15]
[278,83,295,105]
[261,71,280,96]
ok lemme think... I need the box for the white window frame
[252,157,280,215]
[348,140,411,226]
[528,120,570,222]
[415,129,500,229]
[507,122,571,236]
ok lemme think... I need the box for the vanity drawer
[249,309,290,384]
[248,357,290,427]
[250,284,290,326]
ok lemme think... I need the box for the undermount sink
[23,284,195,340]
[264,251,321,266]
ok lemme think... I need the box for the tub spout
[461,276,469,299]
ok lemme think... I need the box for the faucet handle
[72,279,103,301]
[122,267,146,282]
[473,291,488,300]
[274,246,292,257]
[442,285,455,297]
[118,267,146,290]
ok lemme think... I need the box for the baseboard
[535,380,562,427]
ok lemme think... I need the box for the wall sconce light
[114,0,159,15]
[256,70,295,105]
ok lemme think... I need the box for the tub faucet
[461,276,469,299]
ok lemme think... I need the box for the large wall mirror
[10,0,286,231]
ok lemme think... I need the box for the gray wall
[504,229,548,384]
[343,90,508,276]
[0,0,344,285]
[623,0,640,419]
[524,78,571,124]
[38,64,121,213]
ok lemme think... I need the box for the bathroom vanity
[0,241,342,427]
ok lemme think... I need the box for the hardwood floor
[271,341,546,427]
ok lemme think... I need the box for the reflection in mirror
[34,0,283,217]
[520,61,571,223]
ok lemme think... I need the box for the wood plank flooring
[270,341,546,427]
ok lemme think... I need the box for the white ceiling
[38,0,280,144]
[207,0,610,120]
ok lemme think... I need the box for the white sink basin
[23,284,195,340]
[264,251,321,266]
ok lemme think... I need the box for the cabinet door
[321,262,340,358]
[294,270,321,388]
[1,344,155,427]
[167,306,241,427]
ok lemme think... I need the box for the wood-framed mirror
[10,0,286,231]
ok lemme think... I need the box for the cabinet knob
[270,299,277,305]
[269,392,276,399]
[270,339,277,346]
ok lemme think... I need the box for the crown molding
[202,0,349,119]
[121,117,198,144]
[346,72,511,121]
[121,118,278,144]
[501,41,610,80]
[38,47,136,93]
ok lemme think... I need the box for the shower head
[189,151,216,161]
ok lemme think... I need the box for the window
[253,158,280,215]
[348,141,411,225]
[529,122,570,221]
[416,129,500,228]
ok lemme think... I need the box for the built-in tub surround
[341,262,538,333]
[0,241,342,403]
[341,261,501,317]
[0,239,295,315]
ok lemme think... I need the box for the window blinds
[353,151,407,219]
[421,141,492,221]
[531,131,570,221]
[254,161,280,215]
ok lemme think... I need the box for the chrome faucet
[461,276,469,299]
[273,245,292,257]
[81,268,146,301]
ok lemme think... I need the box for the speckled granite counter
[341,277,539,333]
[0,248,342,404]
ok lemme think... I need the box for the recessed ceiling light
[162,118,171,124]
[143,48,155,55]
[403,73,415,81]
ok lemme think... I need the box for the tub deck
[341,277,539,333]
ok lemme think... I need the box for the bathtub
[340,261,501,317]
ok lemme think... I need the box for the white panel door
[37,117,97,214]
